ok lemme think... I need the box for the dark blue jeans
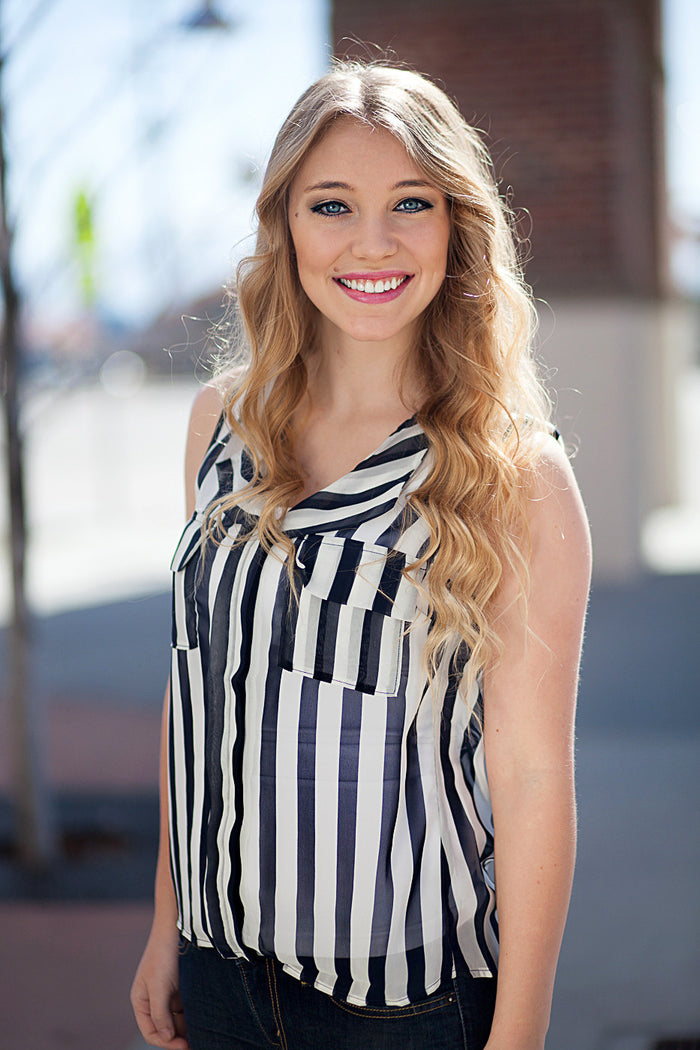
[178,939,496,1050]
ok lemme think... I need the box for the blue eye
[395,198,432,213]
[311,200,348,216]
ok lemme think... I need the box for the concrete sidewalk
[0,701,160,1050]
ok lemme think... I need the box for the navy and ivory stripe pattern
[168,413,498,1007]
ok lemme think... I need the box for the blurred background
[0,1,698,1048]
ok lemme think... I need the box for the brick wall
[332,0,665,297]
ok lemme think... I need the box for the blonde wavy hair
[210,59,552,697]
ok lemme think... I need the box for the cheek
[414,222,450,273]
[290,226,324,276]
[289,239,326,308]
[288,214,307,261]
[438,222,451,270]
[293,251,322,301]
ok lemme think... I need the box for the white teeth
[338,276,407,293]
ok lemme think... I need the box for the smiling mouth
[336,275,410,294]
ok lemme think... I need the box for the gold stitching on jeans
[236,961,280,1047]
[266,958,288,1050]
[331,992,454,1019]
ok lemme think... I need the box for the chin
[342,322,410,344]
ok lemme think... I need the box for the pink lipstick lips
[334,272,413,304]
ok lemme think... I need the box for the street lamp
[181,1,235,31]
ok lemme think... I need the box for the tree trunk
[0,48,55,867]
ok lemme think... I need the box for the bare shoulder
[186,365,248,452]
[184,382,225,516]
[183,368,246,515]
[187,380,226,453]
[519,434,592,620]
[483,434,591,747]
[188,381,225,442]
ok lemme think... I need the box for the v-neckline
[222,415,429,536]
[288,416,417,511]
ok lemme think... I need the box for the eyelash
[395,197,433,213]
[310,197,434,217]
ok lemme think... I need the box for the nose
[351,214,398,261]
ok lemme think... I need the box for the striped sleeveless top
[168,412,498,1007]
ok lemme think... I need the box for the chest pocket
[278,535,420,696]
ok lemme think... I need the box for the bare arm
[483,440,591,1050]
[130,383,224,1049]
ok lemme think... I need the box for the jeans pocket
[330,986,456,1019]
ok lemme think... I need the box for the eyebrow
[303,178,435,193]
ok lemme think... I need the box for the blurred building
[334,0,677,579]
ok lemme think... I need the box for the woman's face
[287,119,451,356]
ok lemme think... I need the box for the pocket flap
[296,535,418,622]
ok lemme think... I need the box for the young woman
[131,61,591,1050]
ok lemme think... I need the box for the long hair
[210,59,551,696]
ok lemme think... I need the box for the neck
[307,319,422,420]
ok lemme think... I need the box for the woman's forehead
[291,120,430,192]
